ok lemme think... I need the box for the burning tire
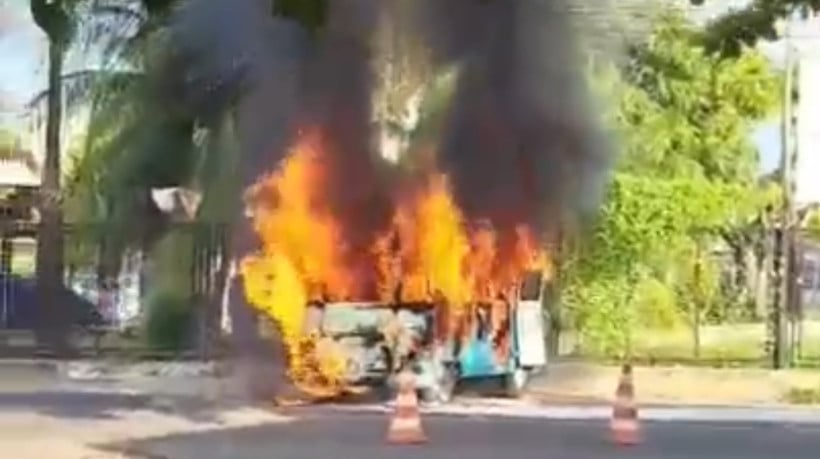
[374,377,394,402]
[416,361,458,404]
[435,365,459,403]
[504,367,530,398]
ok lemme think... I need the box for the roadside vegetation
[7,0,820,363]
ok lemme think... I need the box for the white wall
[796,52,820,207]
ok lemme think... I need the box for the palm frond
[27,69,144,124]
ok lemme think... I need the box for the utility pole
[773,14,798,369]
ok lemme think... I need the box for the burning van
[298,269,549,402]
[239,130,557,401]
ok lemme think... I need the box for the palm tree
[27,0,187,354]
[29,0,83,355]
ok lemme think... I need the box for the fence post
[1,235,11,329]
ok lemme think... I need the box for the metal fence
[0,222,228,356]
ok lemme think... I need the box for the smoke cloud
[297,0,393,270]
[413,0,612,242]
[171,0,309,175]
[171,0,612,253]
[169,0,615,268]
[172,0,397,297]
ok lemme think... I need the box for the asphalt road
[2,362,819,459]
[124,409,820,459]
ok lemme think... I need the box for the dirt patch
[528,362,820,407]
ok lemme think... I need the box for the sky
[0,0,97,128]
[0,0,813,175]
[0,0,46,124]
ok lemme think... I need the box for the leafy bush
[144,290,193,352]
[634,277,682,330]
[563,278,636,358]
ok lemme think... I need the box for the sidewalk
[3,358,820,407]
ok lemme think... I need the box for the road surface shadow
[0,390,238,423]
[108,411,820,459]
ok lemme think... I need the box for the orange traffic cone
[610,363,641,446]
[386,369,427,445]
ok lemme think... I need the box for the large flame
[240,130,352,396]
[240,129,548,397]
[375,174,472,306]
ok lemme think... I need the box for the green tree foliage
[806,208,820,241]
[618,13,779,182]
[563,11,780,357]
[0,127,18,159]
[692,0,820,56]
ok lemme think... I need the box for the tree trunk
[692,241,703,359]
[96,200,121,287]
[35,37,68,356]
[202,225,229,359]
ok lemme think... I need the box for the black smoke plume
[171,0,309,175]
[171,0,395,290]
[297,0,393,272]
[413,0,612,242]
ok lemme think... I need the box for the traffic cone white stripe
[610,418,639,431]
[391,416,421,430]
[386,370,427,445]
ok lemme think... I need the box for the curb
[523,388,820,410]
[0,358,61,366]
[522,390,611,406]
[0,359,61,372]
[317,401,820,424]
[56,360,224,381]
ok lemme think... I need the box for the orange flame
[240,129,549,396]
[240,130,352,396]
[374,174,472,306]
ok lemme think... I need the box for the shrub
[784,386,820,405]
[144,290,193,352]
[634,277,682,330]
